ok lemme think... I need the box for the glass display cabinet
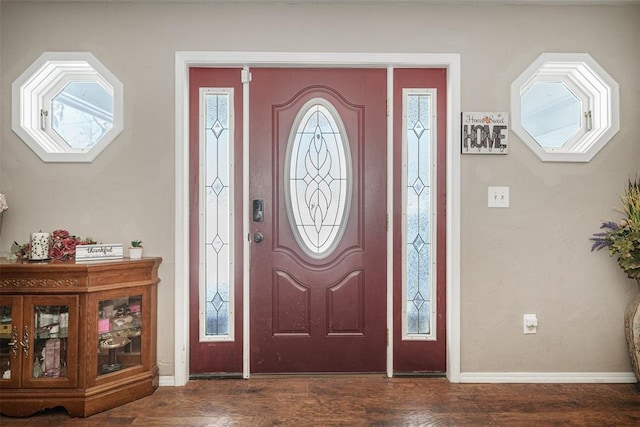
[0,257,161,417]
[0,295,79,390]
[97,295,143,375]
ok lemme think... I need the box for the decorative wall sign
[75,244,123,261]
[461,112,508,154]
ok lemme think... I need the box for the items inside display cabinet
[1,305,13,379]
[98,295,142,375]
[33,305,69,378]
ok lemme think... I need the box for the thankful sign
[461,112,508,154]
[75,244,124,261]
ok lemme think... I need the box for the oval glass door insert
[285,98,352,258]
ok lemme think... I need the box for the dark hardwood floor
[1,375,639,426]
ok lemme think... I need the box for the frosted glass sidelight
[201,89,234,340]
[286,99,351,258]
[403,90,436,339]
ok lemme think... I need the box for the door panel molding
[272,270,310,335]
[175,52,461,386]
[327,270,365,336]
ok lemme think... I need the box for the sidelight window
[199,88,234,342]
[402,89,437,340]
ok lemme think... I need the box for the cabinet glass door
[97,295,142,375]
[32,305,70,379]
[0,296,22,388]
[23,295,78,388]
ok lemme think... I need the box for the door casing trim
[175,52,461,385]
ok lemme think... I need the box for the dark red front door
[249,68,387,373]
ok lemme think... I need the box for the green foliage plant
[591,176,640,281]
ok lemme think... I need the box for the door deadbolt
[252,199,264,222]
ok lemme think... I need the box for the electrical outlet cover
[488,186,510,208]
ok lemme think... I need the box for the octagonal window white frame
[12,52,123,162]
[511,53,619,162]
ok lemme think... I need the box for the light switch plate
[524,314,538,334]
[488,186,509,208]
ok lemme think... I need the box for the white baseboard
[459,372,637,383]
[159,372,636,386]
[159,375,175,386]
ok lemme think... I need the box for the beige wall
[1,1,639,378]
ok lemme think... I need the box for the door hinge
[241,68,252,84]
[386,98,390,117]
[386,328,389,346]
[386,213,390,232]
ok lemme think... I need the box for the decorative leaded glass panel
[404,89,436,339]
[201,89,233,341]
[286,99,351,258]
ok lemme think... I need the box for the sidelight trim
[198,88,235,343]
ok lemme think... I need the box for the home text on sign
[461,112,508,154]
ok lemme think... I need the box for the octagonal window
[511,53,619,162]
[12,52,123,162]
[521,81,582,149]
[51,81,114,150]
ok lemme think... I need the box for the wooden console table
[0,257,161,417]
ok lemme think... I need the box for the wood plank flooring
[1,375,639,426]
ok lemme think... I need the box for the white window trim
[511,53,619,162]
[198,88,235,343]
[174,52,461,386]
[401,88,438,342]
[12,52,123,163]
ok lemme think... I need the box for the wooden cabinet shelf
[0,257,161,417]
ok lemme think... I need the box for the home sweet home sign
[461,112,508,154]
